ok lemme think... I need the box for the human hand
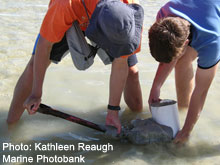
[23,95,41,115]
[148,87,161,109]
[173,130,190,145]
[106,110,121,134]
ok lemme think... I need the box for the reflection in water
[0,0,220,164]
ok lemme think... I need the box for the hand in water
[173,130,190,145]
[23,95,41,115]
[106,110,121,134]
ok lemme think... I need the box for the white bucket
[151,99,180,137]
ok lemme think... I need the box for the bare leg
[7,56,51,124]
[175,46,197,109]
[123,65,143,112]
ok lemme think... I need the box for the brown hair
[148,17,190,63]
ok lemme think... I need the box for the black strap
[107,105,121,111]
[82,0,90,21]
[81,0,100,57]
[84,45,99,61]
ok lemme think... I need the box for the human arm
[174,64,218,144]
[148,60,177,105]
[23,0,75,113]
[23,36,53,114]
[106,57,129,134]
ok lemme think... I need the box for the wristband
[107,104,121,111]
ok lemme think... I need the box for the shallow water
[0,0,220,164]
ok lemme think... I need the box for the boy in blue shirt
[148,0,220,144]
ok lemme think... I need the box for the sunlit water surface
[0,0,220,164]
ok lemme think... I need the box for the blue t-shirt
[156,0,220,69]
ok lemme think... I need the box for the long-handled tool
[37,104,173,144]
[37,103,106,133]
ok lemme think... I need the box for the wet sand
[1,0,220,164]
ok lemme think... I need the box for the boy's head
[85,0,144,58]
[148,17,190,63]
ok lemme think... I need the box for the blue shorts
[32,34,138,67]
